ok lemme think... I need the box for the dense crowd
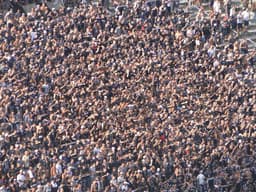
[0,0,256,191]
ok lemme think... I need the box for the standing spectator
[197,170,206,192]
[237,11,244,32]
[17,170,26,190]
[224,0,231,17]
[242,8,250,29]
[213,0,221,14]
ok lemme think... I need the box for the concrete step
[240,32,256,40]
[23,3,36,13]
[46,0,64,10]
[247,28,256,34]
[247,38,256,48]
[247,24,256,30]
[179,0,187,5]
[249,20,256,26]
[248,43,256,49]
[232,0,243,5]
[22,0,63,13]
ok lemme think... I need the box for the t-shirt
[242,10,250,21]
[197,173,206,185]
[17,173,26,187]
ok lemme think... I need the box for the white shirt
[213,1,221,13]
[213,59,220,67]
[55,162,63,175]
[22,155,30,167]
[230,7,236,17]
[207,47,216,57]
[0,186,6,192]
[27,169,34,179]
[186,29,194,38]
[197,173,206,185]
[30,31,37,41]
[51,181,58,188]
[242,10,250,21]
[224,0,230,5]
[17,173,26,186]
[237,13,243,23]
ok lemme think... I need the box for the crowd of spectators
[0,0,256,191]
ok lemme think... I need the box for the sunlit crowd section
[0,0,256,191]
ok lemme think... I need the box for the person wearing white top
[224,0,231,16]
[229,5,236,18]
[55,161,63,176]
[197,171,206,192]
[187,0,194,8]
[51,179,59,190]
[17,170,26,188]
[197,171,206,185]
[213,0,221,14]
[237,11,243,31]
[27,167,34,179]
[242,9,250,27]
